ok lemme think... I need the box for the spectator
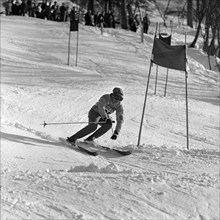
[31,2,36,17]
[12,0,21,15]
[98,12,104,27]
[59,3,66,22]
[20,0,27,16]
[84,10,92,26]
[54,5,60,21]
[109,11,115,28]
[51,1,57,21]
[65,6,69,21]
[35,3,42,18]
[104,12,109,27]
[26,0,31,16]
[94,12,98,26]
[143,13,150,34]
[44,1,51,20]
[90,11,94,25]
[4,0,12,15]
[134,14,140,26]
[69,7,76,21]
[129,17,137,32]
[26,0,35,17]
[41,0,46,12]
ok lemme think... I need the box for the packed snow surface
[1,15,219,220]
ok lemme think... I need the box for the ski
[75,143,98,156]
[59,138,98,156]
[83,141,132,156]
[98,145,132,155]
[59,138,132,156]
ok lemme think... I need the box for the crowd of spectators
[84,10,117,28]
[84,10,146,33]
[3,0,118,28]
[3,0,150,33]
[3,0,72,22]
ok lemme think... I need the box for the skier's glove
[111,131,118,140]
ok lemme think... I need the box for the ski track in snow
[1,14,219,220]
[2,149,219,220]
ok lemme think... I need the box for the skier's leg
[86,120,112,140]
[68,109,100,142]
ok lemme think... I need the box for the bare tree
[217,21,220,59]
[121,0,128,29]
[189,0,206,48]
[197,0,220,70]
[203,0,219,54]
[187,0,193,27]
[87,0,94,13]
[152,0,171,27]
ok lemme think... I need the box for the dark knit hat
[113,87,123,97]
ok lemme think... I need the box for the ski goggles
[113,94,123,101]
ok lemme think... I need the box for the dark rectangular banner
[70,20,79,32]
[152,38,186,71]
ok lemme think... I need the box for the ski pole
[41,120,115,127]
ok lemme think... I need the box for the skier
[67,87,124,144]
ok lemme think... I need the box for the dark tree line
[189,0,220,63]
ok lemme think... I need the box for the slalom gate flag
[70,20,79,32]
[152,38,186,71]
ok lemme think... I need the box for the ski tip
[92,152,98,156]
[119,150,132,156]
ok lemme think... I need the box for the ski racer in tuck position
[67,87,124,144]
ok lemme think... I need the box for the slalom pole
[67,29,71,65]
[154,65,158,94]
[154,22,160,95]
[184,32,189,150]
[41,120,115,127]
[100,21,104,35]
[164,22,172,97]
[185,71,189,150]
[75,21,79,66]
[137,61,153,146]
[137,23,158,146]
[164,68,169,96]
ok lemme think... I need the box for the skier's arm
[115,105,124,134]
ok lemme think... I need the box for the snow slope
[1,15,219,220]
